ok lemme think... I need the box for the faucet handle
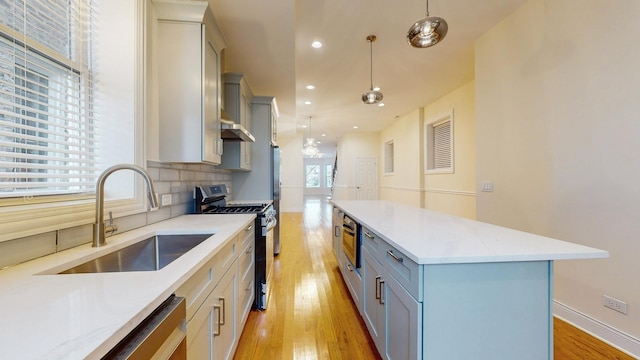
[105,211,118,237]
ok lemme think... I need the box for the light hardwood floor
[234,196,635,360]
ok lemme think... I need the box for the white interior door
[356,158,377,200]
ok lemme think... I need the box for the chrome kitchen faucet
[93,164,159,247]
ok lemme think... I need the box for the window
[0,0,145,243]
[0,0,97,198]
[325,164,332,188]
[305,164,320,188]
[384,140,394,174]
[425,110,454,174]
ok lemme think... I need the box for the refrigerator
[230,96,281,254]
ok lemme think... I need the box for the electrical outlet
[161,194,172,206]
[603,295,628,315]
[481,182,494,192]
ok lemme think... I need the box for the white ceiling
[209,0,527,150]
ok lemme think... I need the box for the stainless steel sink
[58,234,213,274]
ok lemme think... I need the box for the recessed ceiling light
[304,100,311,105]
[353,126,359,129]
[317,141,322,144]
[311,41,322,48]
[306,85,315,90]
[301,125,308,128]
[373,86,381,91]
[378,103,385,107]
[321,134,326,137]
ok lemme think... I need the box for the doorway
[355,157,377,200]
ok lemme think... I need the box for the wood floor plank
[234,196,634,360]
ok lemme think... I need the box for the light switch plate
[481,182,494,192]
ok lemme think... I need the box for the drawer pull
[375,276,381,300]
[346,263,354,272]
[213,305,221,336]
[387,250,404,263]
[364,231,375,240]
[219,297,226,325]
[245,246,253,254]
[245,225,253,231]
[246,282,253,291]
[379,280,385,305]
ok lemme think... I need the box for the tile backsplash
[0,161,231,269]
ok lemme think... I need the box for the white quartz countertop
[0,214,255,360]
[333,200,608,264]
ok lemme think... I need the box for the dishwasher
[102,295,186,360]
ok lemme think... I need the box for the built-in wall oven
[195,184,276,310]
[342,214,361,268]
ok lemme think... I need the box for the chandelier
[302,116,322,158]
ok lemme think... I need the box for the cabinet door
[187,291,214,359]
[362,248,385,355]
[212,262,238,360]
[384,272,422,360]
[202,27,222,164]
[241,90,252,169]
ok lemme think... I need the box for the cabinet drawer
[361,225,382,257]
[238,240,255,281]
[380,242,422,301]
[176,234,238,321]
[237,261,255,325]
[340,251,363,313]
[238,221,255,251]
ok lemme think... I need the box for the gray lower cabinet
[177,221,255,360]
[362,247,421,359]
[344,214,554,359]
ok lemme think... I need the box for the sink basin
[58,234,213,274]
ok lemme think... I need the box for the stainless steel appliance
[195,184,276,310]
[342,214,361,268]
[103,295,186,359]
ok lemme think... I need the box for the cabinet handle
[335,226,340,237]
[364,231,374,240]
[375,276,381,300]
[387,250,404,263]
[213,305,221,336]
[219,297,226,325]
[246,282,253,291]
[379,280,385,305]
[346,264,354,272]
[246,246,253,254]
[245,225,253,231]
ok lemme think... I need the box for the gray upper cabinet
[154,1,226,164]
[220,73,253,171]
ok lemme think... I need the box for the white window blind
[0,0,97,198]
[433,121,451,169]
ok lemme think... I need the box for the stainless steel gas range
[194,184,276,310]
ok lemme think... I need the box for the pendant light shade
[407,0,448,48]
[362,35,383,104]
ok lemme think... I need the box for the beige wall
[422,81,476,219]
[333,132,380,201]
[378,81,477,218]
[476,0,640,350]
[379,110,423,207]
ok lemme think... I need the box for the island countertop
[0,214,255,360]
[332,200,608,264]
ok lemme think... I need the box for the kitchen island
[0,214,255,359]
[332,200,608,360]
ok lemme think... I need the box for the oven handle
[266,217,277,231]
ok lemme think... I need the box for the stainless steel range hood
[220,110,255,142]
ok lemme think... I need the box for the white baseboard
[553,301,640,358]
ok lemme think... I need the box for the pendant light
[361,35,383,104]
[407,0,448,48]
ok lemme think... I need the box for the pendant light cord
[425,0,430,17]
[369,38,373,90]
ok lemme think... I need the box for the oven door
[342,216,360,268]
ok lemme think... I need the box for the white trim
[379,185,422,193]
[424,188,476,197]
[553,300,640,358]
